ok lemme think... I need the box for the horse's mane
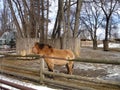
[38,43,52,49]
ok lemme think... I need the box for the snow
[74,63,97,70]
[105,65,120,81]
[0,75,56,90]
[98,43,120,48]
[0,55,4,57]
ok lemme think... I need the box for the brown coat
[32,42,75,74]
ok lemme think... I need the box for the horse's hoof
[54,70,59,73]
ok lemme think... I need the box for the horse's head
[32,42,40,54]
[32,42,53,55]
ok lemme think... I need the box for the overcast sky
[48,0,58,33]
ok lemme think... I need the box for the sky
[48,0,58,33]
[0,0,3,9]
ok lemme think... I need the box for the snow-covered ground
[0,75,56,90]
[98,42,120,48]
[98,43,120,81]
[79,42,120,82]
[74,63,120,82]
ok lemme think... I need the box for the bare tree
[6,0,83,56]
[94,0,119,51]
[7,0,49,39]
[51,0,64,38]
[0,0,10,31]
[7,0,23,38]
[51,0,82,56]
[52,0,83,38]
[80,1,104,49]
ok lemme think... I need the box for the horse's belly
[54,60,68,65]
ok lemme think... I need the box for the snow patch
[74,63,97,70]
[98,43,120,48]
[0,55,4,57]
[74,63,120,82]
[0,75,56,90]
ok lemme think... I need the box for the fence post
[40,58,44,84]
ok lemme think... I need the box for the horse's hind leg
[66,61,74,75]
[66,63,69,74]
[48,66,53,72]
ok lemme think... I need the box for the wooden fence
[0,55,120,90]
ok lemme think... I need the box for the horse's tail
[66,49,75,60]
[65,50,75,74]
[66,50,75,69]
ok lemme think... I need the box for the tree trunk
[52,9,59,38]
[40,0,45,43]
[103,40,109,51]
[93,40,97,50]
[30,0,36,38]
[72,0,82,56]
[45,0,49,43]
[66,0,72,37]
[73,0,82,37]
[72,38,80,57]
[103,17,109,51]
[93,29,97,50]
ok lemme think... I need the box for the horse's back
[52,48,75,60]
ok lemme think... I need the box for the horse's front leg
[46,62,55,78]
[47,63,54,72]
[45,59,54,72]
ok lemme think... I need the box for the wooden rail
[74,58,120,65]
[43,78,95,90]
[1,53,120,65]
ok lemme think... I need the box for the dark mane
[38,43,52,49]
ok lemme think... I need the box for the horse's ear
[34,42,40,49]
[50,48,53,52]
[34,42,39,46]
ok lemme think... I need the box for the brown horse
[32,42,75,74]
